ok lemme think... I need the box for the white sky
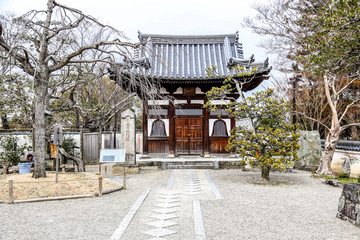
[0,0,279,89]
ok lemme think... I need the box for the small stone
[338,196,346,213]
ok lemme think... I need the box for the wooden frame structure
[111,32,272,157]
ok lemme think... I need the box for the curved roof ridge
[138,31,240,44]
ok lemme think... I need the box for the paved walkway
[110,170,221,240]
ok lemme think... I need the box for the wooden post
[203,96,210,157]
[98,176,103,197]
[3,165,7,175]
[80,126,84,162]
[8,180,13,204]
[98,126,102,173]
[142,105,148,156]
[123,166,127,190]
[168,101,175,157]
[56,144,59,183]
[105,165,108,175]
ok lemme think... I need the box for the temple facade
[112,32,271,158]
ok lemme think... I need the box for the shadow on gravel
[213,169,311,186]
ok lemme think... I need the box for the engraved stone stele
[112,109,139,174]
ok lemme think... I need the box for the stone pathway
[110,170,222,240]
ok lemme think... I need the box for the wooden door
[175,118,202,155]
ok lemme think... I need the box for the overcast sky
[0,0,279,88]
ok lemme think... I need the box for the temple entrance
[175,118,203,155]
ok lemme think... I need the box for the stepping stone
[150,214,178,220]
[158,191,180,195]
[155,203,180,208]
[153,208,179,214]
[143,228,176,237]
[157,195,180,200]
[147,220,177,228]
[184,191,202,195]
[183,187,202,191]
[156,199,180,203]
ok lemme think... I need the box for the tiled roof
[122,32,271,80]
[321,140,360,152]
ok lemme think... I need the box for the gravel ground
[0,168,170,240]
[1,168,359,240]
[201,169,360,240]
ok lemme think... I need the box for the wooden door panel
[189,118,203,154]
[176,118,203,155]
[175,118,189,154]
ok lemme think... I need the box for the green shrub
[336,171,350,179]
[0,135,29,166]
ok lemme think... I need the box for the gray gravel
[201,169,360,240]
[1,168,359,240]
[0,169,171,240]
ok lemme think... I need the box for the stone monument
[294,131,321,170]
[113,109,138,174]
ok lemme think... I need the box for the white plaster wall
[148,119,169,137]
[148,100,169,105]
[236,118,254,131]
[209,119,231,136]
[174,100,187,105]
[160,87,170,94]
[191,100,204,104]
[210,100,230,105]
[174,87,183,94]
[330,150,360,178]
[195,87,204,94]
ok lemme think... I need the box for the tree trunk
[1,115,9,129]
[59,147,85,172]
[261,165,270,181]
[32,85,47,178]
[351,126,359,141]
[317,126,340,175]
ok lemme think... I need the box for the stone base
[167,154,175,158]
[140,155,150,159]
[337,183,360,227]
[203,154,211,158]
[112,165,139,174]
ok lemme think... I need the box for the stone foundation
[112,165,139,174]
[336,183,360,227]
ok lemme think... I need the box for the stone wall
[337,183,360,227]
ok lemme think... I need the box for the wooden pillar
[203,96,210,158]
[168,101,175,158]
[142,104,148,157]
[230,99,236,158]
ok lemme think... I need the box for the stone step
[162,161,218,170]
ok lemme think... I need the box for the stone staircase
[161,161,219,170]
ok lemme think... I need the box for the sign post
[53,125,63,183]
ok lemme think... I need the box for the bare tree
[244,0,360,175]
[0,0,147,178]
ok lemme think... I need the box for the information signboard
[100,149,125,163]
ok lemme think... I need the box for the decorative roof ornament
[138,30,143,42]
[227,54,254,68]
